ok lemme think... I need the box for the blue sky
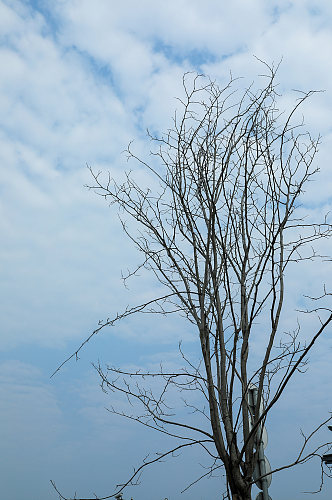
[1,1,332,499]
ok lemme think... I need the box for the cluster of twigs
[52,63,332,500]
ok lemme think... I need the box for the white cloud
[1,1,332,497]
[0,0,330,354]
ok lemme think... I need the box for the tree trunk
[231,493,251,500]
[226,466,252,500]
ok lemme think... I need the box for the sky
[1,1,332,499]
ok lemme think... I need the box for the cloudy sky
[1,1,332,499]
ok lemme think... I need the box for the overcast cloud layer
[1,1,332,499]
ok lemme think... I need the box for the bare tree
[53,63,332,500]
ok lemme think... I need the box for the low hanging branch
[53,62,332,500]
